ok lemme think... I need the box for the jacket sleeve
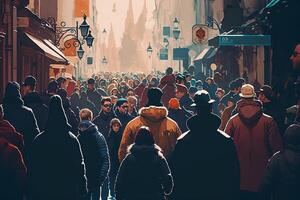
[224,118,235,138]
[159,156,174,195]
[118,123,135,162]
[73,137,88,199]
[267,119,283,154]
[97,134,110,185]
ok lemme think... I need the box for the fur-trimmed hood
[139,106,168,123]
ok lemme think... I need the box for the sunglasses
[121,105,128,109]
[103,104,112,108]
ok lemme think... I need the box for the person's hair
[101,96,112,105]
[166,67,173,75]
[127,96,137,104]
[0,104,3,119]
[79,108,93,121]
[215,88,225,96]
[110,118,122,128]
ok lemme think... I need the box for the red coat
[159,74,176,107]
[225,99,283,192]
[0,119,24,155]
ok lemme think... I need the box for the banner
[74,0,90,17]
[62,38,77,57]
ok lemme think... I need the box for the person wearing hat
[176,84,194,113]
[225,84,283,200]
[22,76,48,132]
[259,124,300,200]
[258,85,285,135]
[118,87,182,162]
[87,78,102,111]
[114,98,134,133]
[2,82,40,160]
[28,95,87,200]
[170,90,240,200]
[168,98,191,133]
[115,126,173,200]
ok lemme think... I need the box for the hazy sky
[96,0,155,47]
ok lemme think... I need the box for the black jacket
[93,111,116,140]
[170,113,240,200]
[62,99,79,136]
[86,89,102,110]
[115,145,173,200]
[28,129,87,200]
[168,108,191,133]
[115,110,134,133]
[107,129,122,176]
[78,121,110,190]
[23,92,48,131]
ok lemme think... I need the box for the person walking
[259,124,300,200]
[115,126,173,200]
[170,90,240,200]
[27,95,87,200]
[78,109,110,200]
[225,84,283,200]
[118,88,182,162]
[114,98,134,133]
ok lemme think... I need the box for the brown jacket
[225,99,283,192]
[219,105,235,131]
[118,106,182,162]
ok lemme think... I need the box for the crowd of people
[1,44,300,200]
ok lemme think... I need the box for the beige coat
[118,106,182,161]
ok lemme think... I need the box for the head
[116,98,129,115]
[235,78,246,93]
[175,84,188,99]
[126,88,135,97]
[189,86,198,99]
[191,90,215,115]
[57,77,67,89]
[165,67,173,75]
[169,98,180,110]
[146,87,163,106]
[176,74,184,84]
[127,96,137,111]
[227,97,235,107]
[290,44,300,73]
[196,80,203,90]
[101,97,112,114]
[79,108,93,122]
[215,88,225,100]
[205,77,214,85]
[258,85,273,103]
[229,81,238,93]
[134,126,155,146]
[185,74,192,82]
[110,88,119,96]
[110,95,118,105]
[239,84,256,100]
[48,80,58,94]
[110,118,122,133]
[22,76,36,95]
[150,77,159,87]
[87,78,95,90]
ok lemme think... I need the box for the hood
[160,74,176,85]
[237,99,263,128]
[129,144,161,159]
[187,113,221,133]
[0,120,16,134]
[23,92,43,104]
[139,106,168,122]
[3,82,24,106]
[79,120,98,133]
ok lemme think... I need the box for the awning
[194,48,210,61]
[43,39,69,63]
[24,33,68,64]
[194,47,217,62]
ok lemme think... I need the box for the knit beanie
[169,98,180,109]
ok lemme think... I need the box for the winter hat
[116,98,128,107]
[169,98,180,109]
[176,84,188,94]
[135,126,155,146]
[147,87,163,106]
[45,95,71,132]
[3,82,23,104]
[87,78,95,84]
[259,85,273,100]
[284,124,300,150]
[240,84,256,98]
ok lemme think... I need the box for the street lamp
[85,31,94,48]
[77,44,84,60]
[173,17,180,29]
[79,14,90,38]
[102,56,108,64]
[147,42,153,58]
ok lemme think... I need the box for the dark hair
[166,67,173,75]
[134,126,154,146]
[101,96,112,105]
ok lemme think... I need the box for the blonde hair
[79,108,93,121]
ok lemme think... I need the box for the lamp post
[173,17,181,72]
[146,42,153,72]
[44,14,94,60]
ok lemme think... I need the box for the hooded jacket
[0,138,26,200]
[23,91,48,131]
[159,74,176,107]
[78,120,110,189]
[225,99,283,192]
[259,124,300,200]
[170,113,240,200]
[115,144,173,200]
[118,106,182,162]
[0,119,24,155]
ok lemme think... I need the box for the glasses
[292,52,300,57]
[121,105,128,109]
[103,104,112,108]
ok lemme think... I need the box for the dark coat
[87,89,102,109]
[159,74,176,107]
[107,129,122,176]
[262,101,285,136]
[168,108,191,133]
[3,93,39,154]
[259,124,300,200]
[170,113,240,200]
[93,111,117,140]
[28,129,87,200]
[78,121,110,190]
[23,92,48,131]
[179,94,194,113]
[115,110,134,133]
[62,99,79,136]
[115,145,173,200]
[0,138,26,200]
[80,96,98,117]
